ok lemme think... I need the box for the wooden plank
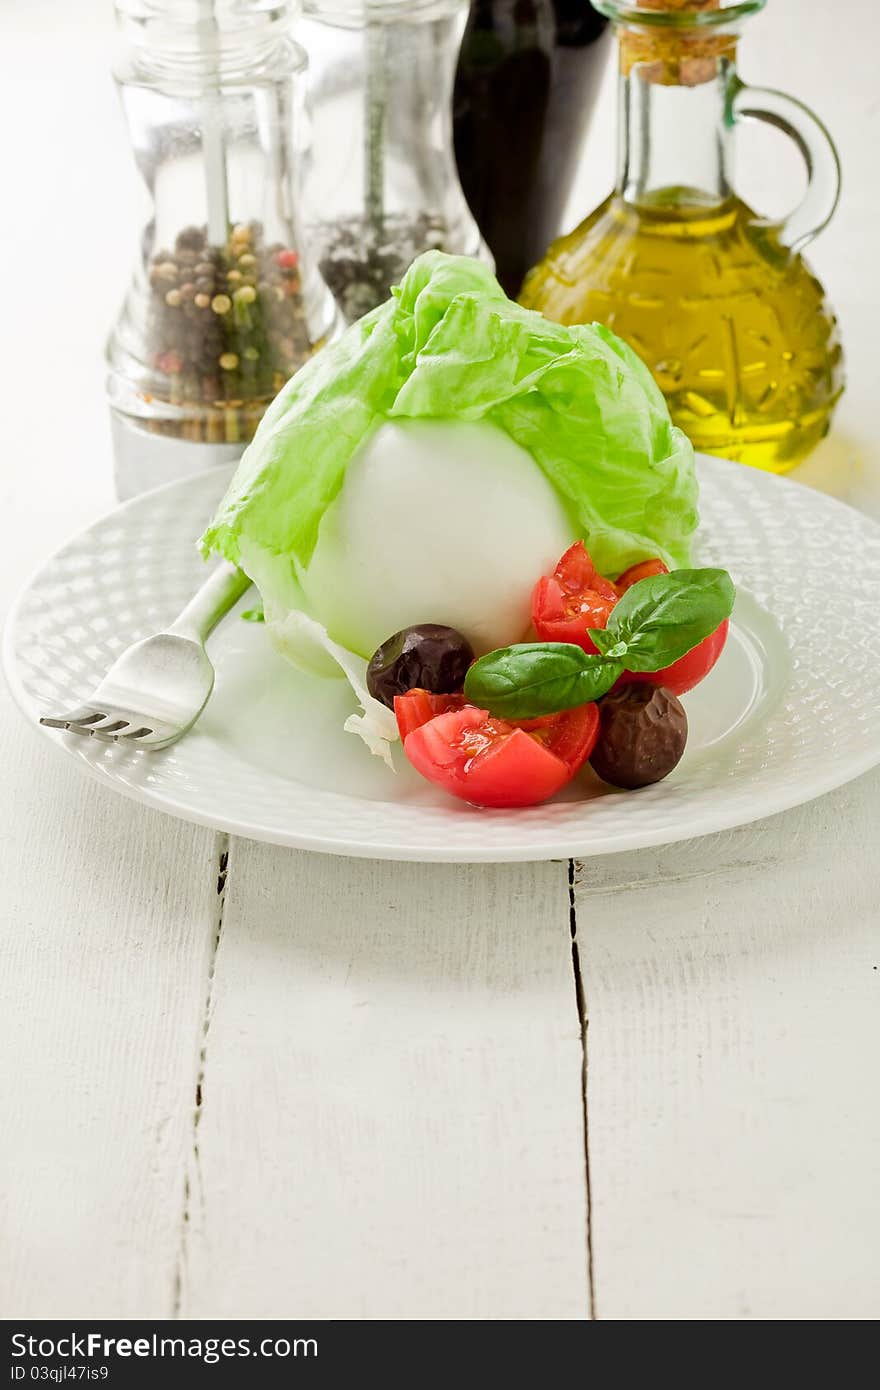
[0,4,224,1322]
[574,770,880,1321]
[179,845,589,1320]
[0,697,221,1319]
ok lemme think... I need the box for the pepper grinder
[107,0,341,498]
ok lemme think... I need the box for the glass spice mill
[296,0,489,324]
[521,0,844,472]
[107,0,341,496]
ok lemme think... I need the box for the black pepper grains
[145,222,318,444]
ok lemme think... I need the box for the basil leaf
[464,643,623,720]
[599,567,735,672]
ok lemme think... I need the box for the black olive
[366,624,475,709]
[589,684,688,789]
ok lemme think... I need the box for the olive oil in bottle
[520,1,844,472]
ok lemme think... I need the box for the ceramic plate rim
[5,456,880,862]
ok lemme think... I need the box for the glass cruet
[107,0,341,498]
[520,0,844,473]
[296,0,489,323]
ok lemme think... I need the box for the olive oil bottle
[520,0,844,472]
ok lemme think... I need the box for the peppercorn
[176,226,206,251]
[144,220,314,445]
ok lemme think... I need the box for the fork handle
[167,561,252,643]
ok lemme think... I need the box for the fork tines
[39,709,153,741]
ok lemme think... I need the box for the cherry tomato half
[619,618,729,696]
[401,702,600,808]
[534,545,728,696]
[394,689,467,742]
[612,556,729,692]
[615,557,669,594]
[531,541,618,653]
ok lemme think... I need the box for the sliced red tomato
[512,713,560,731]
[534,544,728,695]
[613,555,729,691]
[615,557,669,594]
[530,703,601,774]
[531,541,618,652]
[402,702,599,808]
[394,689,467,742]
[619,618,729,696]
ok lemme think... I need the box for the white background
[0,0,877,1319]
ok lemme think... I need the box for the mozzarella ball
[298,418,576,658]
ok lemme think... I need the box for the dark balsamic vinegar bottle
[453,0,610,296]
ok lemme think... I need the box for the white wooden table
[2,0,877,1321]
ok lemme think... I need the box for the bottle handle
[728,77,841,254]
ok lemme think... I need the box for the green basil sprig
[588,568,735,671]
[464,567,735,721]
[464,644,624,722]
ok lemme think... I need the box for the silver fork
[40,561,252,750]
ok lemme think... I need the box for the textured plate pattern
[5,457,880,861]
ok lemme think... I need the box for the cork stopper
[617,2,737,87]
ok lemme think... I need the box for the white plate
[5,456,880,861]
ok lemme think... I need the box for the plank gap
[571,780,880,1319]
[179,850,589,1318]
[172,830,232,1318]
[569,858,597,1320]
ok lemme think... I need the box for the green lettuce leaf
[200,250,699,578]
